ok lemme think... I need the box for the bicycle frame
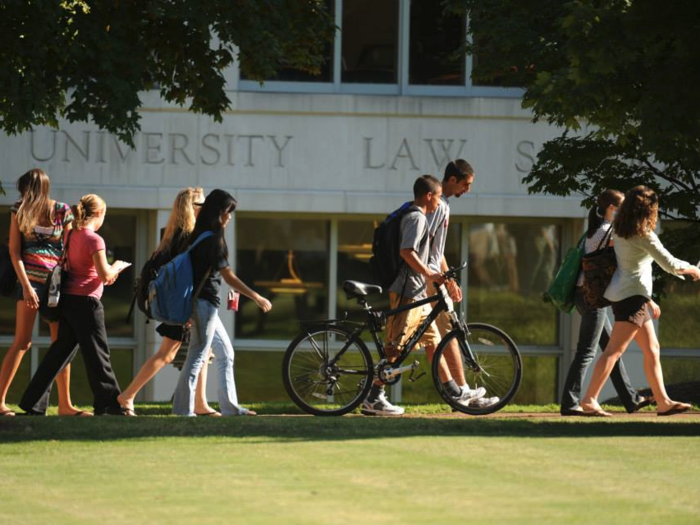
[306,282,480,380]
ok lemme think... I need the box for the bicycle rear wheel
[282,327,374,416]
[432,323,522,415]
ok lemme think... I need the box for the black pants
[560,287,642,413]
[19,294,122,415]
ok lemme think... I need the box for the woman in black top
[117,188,219,416]
[172,189,272,416]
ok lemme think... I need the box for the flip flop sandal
[657,403,691,417]
[0,409,16,417]
[195,411,222,417]
[582,409,613,417]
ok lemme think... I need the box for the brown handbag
[582,229,617,309]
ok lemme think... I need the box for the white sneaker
[361,392,405,416]
[453,386,486,407]
[468,396,500,408]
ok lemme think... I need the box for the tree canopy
[0,0,334,151]
[446,0,700,289]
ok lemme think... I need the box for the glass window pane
[467,223,560,346]
[342,0,399,84]
[240,0,334,83]
[0,206,17,336]
[409,0,465,86]
[235,218,329,340]
[40,211,137,338]
[658,222,700,349]
[337,220,389,323]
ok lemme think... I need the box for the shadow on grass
[1,414,699,444]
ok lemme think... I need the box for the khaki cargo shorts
[385,292,440,359]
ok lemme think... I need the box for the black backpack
[369,201,427,288]
[126,249,171,322]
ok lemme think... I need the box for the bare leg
[442,338,466,387]
[580,321,638,412]
[118,337,182,410]
[424,344,454,383]
[634,321,689,413]
[0,302,38,414]
[194,349,217,414]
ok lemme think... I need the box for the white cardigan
[604,231,692,302]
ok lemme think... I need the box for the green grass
[1,404,699,525]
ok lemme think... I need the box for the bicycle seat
[343,280,382,298]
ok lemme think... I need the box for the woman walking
[172,189,272,417]
[19,194,130,416]
[117,187,218,416]
[560,190,651,416]
[0,169,84,417]
[580,186,700,416]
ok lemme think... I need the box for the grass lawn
[1,404,699,525]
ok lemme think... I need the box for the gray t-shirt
[389,205,430,299]
[426,195,450,272]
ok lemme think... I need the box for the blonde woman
[19,194,130,416]
[581,186,700,417]
[0,169,84,417]
[117,188,218,416]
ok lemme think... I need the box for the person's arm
[92,250,128,285]
[220,267,272,312]
[399,249,443,285]
[644,232,696,278]
[8,213,39,308]
[439,254,463,302]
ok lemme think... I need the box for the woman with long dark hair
[560,190,650,416]
[118,187,218,416]
[0,169,83,417]
[172,189,272,416]
[581,186,700,416]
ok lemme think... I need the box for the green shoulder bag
[543,234,586,313]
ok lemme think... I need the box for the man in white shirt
[424,160,498,408]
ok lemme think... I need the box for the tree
[445,0,700,293]
[0,0,334,193]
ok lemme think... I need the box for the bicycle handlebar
[442,262,467,280]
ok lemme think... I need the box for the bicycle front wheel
[282,327,374,416]
[432,323,522,415]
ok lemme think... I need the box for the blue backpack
[147,231,214,325]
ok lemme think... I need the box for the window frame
[237,0,524,99]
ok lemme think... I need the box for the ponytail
[72,194,106,230]
[586,189,624,239]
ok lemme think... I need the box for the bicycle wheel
[432,323,522,415]
[282,327,374,416]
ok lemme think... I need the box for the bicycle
[282,263,523,416]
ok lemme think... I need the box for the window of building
[0,206,16,336]
[658,221,700,349]
[341,0,399,84]
[467,222,560,346]
[235,217,329,341]
[239,0,521,97]
[408,0,465,86]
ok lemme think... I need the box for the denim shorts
[15,279,60,323]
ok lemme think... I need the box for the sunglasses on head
[193,202,204,207]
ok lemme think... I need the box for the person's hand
[446,279,463,302]
[648,300,661,319]
[22,285,39,310]
[426,272,445,286]
[255,294,272,313]
[683,266,700,282]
